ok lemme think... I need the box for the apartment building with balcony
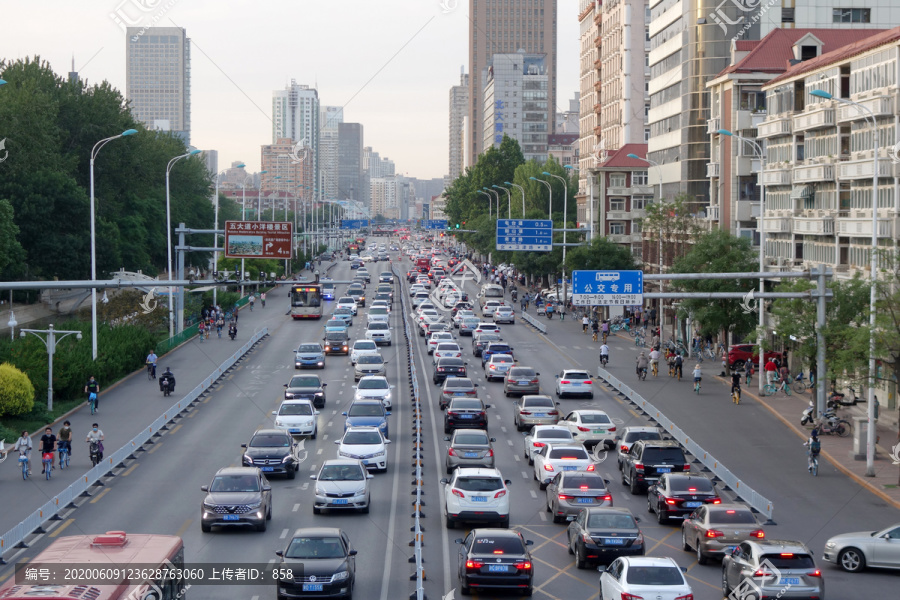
[594,144,655,258]
[753,26,900,276]
[576,0,600,226]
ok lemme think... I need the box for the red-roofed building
[594,143,653,259]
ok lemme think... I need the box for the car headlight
[332,570,350,582]
[339,450,352,458]
[824,542,835,550]
[246,501,262,509]
[315,487,325,495]
[203,499,217,509]
[275,419,283,427]
[242,455,253,465]
[282,455,294,463]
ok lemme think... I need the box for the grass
[0,396,86,443]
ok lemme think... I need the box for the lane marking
[175,519,192,538]
[521,471,529,478]
[293,503,300,512]
[501,426,507,433]
[168,424,183,435]
[317,449,323,455]
[323,434,329,441]
[121,463,140,477]
[530,490,537,499]
[507,440,513,446]
[280,528,290,539]
[49,518,75,538]
[538,512,547,522]
[89,488,112,504]
[513,454,520,462]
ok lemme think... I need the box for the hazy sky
[3,0,580,180]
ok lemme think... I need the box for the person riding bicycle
[57,421,72,467]
[39,427,56,474]
[599,343,610,365]
[85,376,100,410]
[744,359,754,384]
[582,315,590,333]
[249,294,255,310]
[649,348,661,373]
[635,352,649,378]
[13,430,32,475]
[804,429,821,472]
[601,319,610,339]
[159,368,176,394]
[86,424,105,462]
[730,370,742,401]
[673,352,683,379]
[591,319,600,338]
[145,350,158,378]
[692,364,702,387]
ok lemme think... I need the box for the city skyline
[3,0,580,180]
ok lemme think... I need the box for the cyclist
[601,319,610,343]
[582,315,590,334]
[731,369,742,402]
[198,319,206,341]
[804,428,821,472]
[599,343,610,366]
[159,367,176,394]
[649,347,661,377]
[13,430,32,476]
[591,318,600,341]
[39,427,56,474]
[86,424,105,462]
[744,360,754,385]
[57,421,72,468]
[692,364,702,391]
[260,292,267,308]
[635,351,649,379]
[673,352,684,380]
[145,350,158,379]
[85,376,100,411]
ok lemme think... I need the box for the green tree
[566,236,637,272]
[0,362,36,417]
[874,250,900,392]
[638,194,707,268]
[0,200,25,273]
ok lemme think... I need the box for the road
[1,246,897,600]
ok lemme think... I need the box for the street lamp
[810,88,880,476]
[504,181,526,217]
[20,325,82,411]
[627,153,666,331]
[477,190,493,219]
[0,79,6,86]
[213,163,244,308]
[529,176,553,219]
[482,188,500,218]
[493,184,512,218]
[271,175,283,222]
[255,170,269,220]
[544,172,571,306]
[89,128,137,361]
[165,149,202,339]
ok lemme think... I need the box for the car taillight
[533,442,545,448]
[706,497,721,504]
[548,411,559,416]
[447,411,458,417]
[586,464,595,471]
[530,379,539,384]
[455,353,461,357]
[682,464,692,471]
[705,529,724,538]
[558,494,571,500]
[494,490,506,499]
[560,380,571,384]
[599,494,612,502]
[620,445,629,453]
[577,426,591,432]
[487,449,494,457]
[621,593,644,600]
[520,411,532,416]
[808,569,822,577]
[753,568,775,577]
[438,367,445,372]
[451,489,465,498]
[465,560,483,570]
[584,381,592,385]
[448,448,456,456]
[749,529,765,539]
[514,562,532,570]
[608,426,616,432]
[673,595,693,600]
[666,499,677,505]
[543,464,555,471]
[634,463,644,472]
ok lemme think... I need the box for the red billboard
[224,221,293,259]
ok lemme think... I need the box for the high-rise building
[556,92,581,134]
[260,137,313,221]
[576,0,600,228]
[320,106,344,200]
[547,133,579,169]
[273,81,319,200]
[370,177,399,220]
[468,0,558,165]
[199,150,218,179]
[125,26,191,144]
[449,70,469,180]
[338,123,364,202]
[482,52,550,162]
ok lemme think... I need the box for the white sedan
[335,426,391,472]
[453,310,475,327]
[440,467,512,529]
[560,410,616,447]
[336,296,358,316]
[433,342,462,364]
[350,340,380,365]
[353,375,394,409]
[427,331,455,355]
[532,443,595,489]
[823,522,900,572]
[272,399,319,438]
[599,557,693,600]
[523,425,576,465]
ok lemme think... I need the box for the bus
[346,244,360,260]
[290,283,324,319]
[0,531,185,600]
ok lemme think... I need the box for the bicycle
[808,450,819,476]
[732,387,741,405]
[651,361,659,378]
[763,378,792,397]
[146,362,156,380]
[89,392,97,415]
[592,330,599,342]
[635,334,645,348]
[792,372,815,394]
[637,367,647,381]
[667,361,676,378]
[694,379,701,394]
[19,453,29,480]
[42,452,52,480]
[58,443,70,470]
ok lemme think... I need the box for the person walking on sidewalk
[249,294,255,311]
[260,292,267,308]
[216,316,224,338]
[764,358,778,386]
[85,376,100,410]
[198,320,206,342]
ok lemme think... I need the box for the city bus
[290,283,324,319]
[0,531,185,600]
[347,244,360,259]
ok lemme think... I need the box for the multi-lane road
[1,244,897,600]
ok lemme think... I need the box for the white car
[272,399,319,438]
[311,459,372,514]
[411,292,430,307]
[482,300,502,318]
[416,302,438,316]
[336,296,358,316]
[353,354,387,381]
[409,284,426,297]
[473,322,501,336]
[524,425,577,465]
[440,467,512,529]
[427,331,455,354]
[335,426,390,472]
[370,300,390,312]
[350,340,380,365]
[453,310,475,327]
[532,443,595,489]
[366,307,390,325]
[418,314,443,336]
[823,523,900,572]
[365,322,392,346]
[493,305,515,324]
[417,308,440,323]
[560,410,616,447]
[599,557,693,600]
[555,369,595,399]
[416,278,432,290]
[433,342,462,364]
[353,375,394,409]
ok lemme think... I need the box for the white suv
[440,467,512,529]
[365,322,392,346]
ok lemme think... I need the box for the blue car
[342,400,391,438]
[324,318,349,334]
[481,342,515,367]
[295,342,326,369]
[332,307,354,326]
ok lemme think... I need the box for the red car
[727,344,781,369]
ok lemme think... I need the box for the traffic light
[455,223,460,229]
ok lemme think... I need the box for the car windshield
[463,318,479,324]
[760,554,816,569]
[538,430,574,440]
[509,368,535,377]
[290,377,320,388]
[279,404,313,416]
[491,356,513,364]
[625,566,685,586]
[588,513,637,528]
[354,341,377,350]
[370,308,388,315]
[523,398,554,408]
[319,465,365,481]
[644,448,687,462]
[358,355,384,365]
[338,297,354,304]
[438,358,464,367]
[343,431,383,445]
[348,404,384,416]
[210,475,260,493]
[298,344,321,353]
[455,476,503,491]
[369,323,388,330]
[326,333,348,341]
[624,431,661,443]
[452,400,483,410]
[562,475,606,489]
[669,478,714,493]
[437,344,458,351]
[578,413,611,424]
[708,509,757,524]
[431,334,453,341]
[455,433,489,445]
[445,379,474,389]
[548,448,589,460]
[335,308,351,315]
[358,378,388,389]
[471,537,524,555]
[251,434,291,447]
[564,372,590,380]
[285,537,346,559]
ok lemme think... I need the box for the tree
[670,230,757,346]
[566,236,637,271]
[874,250,900,393]
[0,200,25,273]
[638,194,707,269]
[0,363,36,417]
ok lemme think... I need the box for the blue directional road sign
[495,219,553,252]
[341,219,369,229]
[421,219,448,230]
[572,270,644,306]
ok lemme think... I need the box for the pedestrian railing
[595,367,775,523]
[0,327,269,561]
[520,309,547,334]
[156,322,200,355]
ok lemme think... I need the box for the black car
[284,374,327,408]
[455,528,534,596]
[276,527,357,600]
[374,292,392,306]
[565,507,645,568]
[445,398,491,433]
[621,440,690,494]
[472,333,502,357]
[323,331,350,356]
[347,284,366,307]
[647,473,720,523]
[200,467,272,532]
[434,357,467,384]
[242,429,300,479]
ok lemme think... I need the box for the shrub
[0,362,35,417]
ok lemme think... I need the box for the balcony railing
[761,165,792,186]
[707,162,721,178]
[792,104,836,132]
[735,156,762,177]
[736,201,761,222]
[793,215,835,235]
[707,117,721,134]
[793,162,835,183]
[836,215,897,238]
[838,156,898,180]
[608,233,642,244]
[736,110,767,130]
[757,115,792,139]
[761,216,792,232]
[706,204,720,222]
[607,187,632,196]
[837,94,895,122]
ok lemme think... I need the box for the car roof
[343,425,382,433]
[618,556,681,568]
[582,506,637,517]
[542,443,588,451]
[321,458,365,468]
[622,426,660,433]
[747,539,813,554]
[290,526,344,538]
[570,409,609,416]
[636,440,681,449]
[254,428,289,436]
[467,528,522,539]
[531,425,570,432]
[280,399,315,406]
[350,399,384,406]
[444,377,474,385]
[357,375,388,382]
[215,466,262,476]
[452,467,504,477]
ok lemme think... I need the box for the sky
[2,0,580,181]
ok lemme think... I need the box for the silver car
[459,316,480,336]
[545,471,613,523]
[311,459,373,514]
[444,429,496,473]
[493,305,516,324]
[354,354,387,381]
[513,395,561,431]
[823,522,900,572]
[723,540,824,600]
[484,354,515,381]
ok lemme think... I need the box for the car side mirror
[490,438,496,442]
[454,538,464,544]
[349,550,358,556]
[322,383,327,387]
[342,412,348,416]
[536,373,540,376]
[440,478,450,485]
[367,474,374,479]
[390,385,396,389]
[262,485,272,492]
[309,474,318,480]
[525,540,534,546]
[384,439,392,444]
[385,411,391,416]
[334,440,341,444]
[271,410,277,415]
[555,402,561,406]
[240,443,247,448]
[200,485,209,492]
[444,436,451,441]
[276,550,284,557]
[283,384,288,388]
[474,383,479,387]
[604,479,611,485]
[504,479,512,485]
[314,411,320,416]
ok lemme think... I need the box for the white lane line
[310,464,317,471]
[513,454,520,462]
[332,410,338,415]
[327,421,333,427]
[323,434,329,441]
[292,503,300,512]
[317,448,323,455]
[507,440,513,446]
[280,528,289,539]
[495,414,502,420]
[573,346,581,350]
[538,512,547,522]
[521,471,529,478]
[530,490,537,499]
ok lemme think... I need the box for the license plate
[302,584,325,592]
[332,499,348,505]
[576,497,593,504]
[222,514,240,521]
[592,429,607,434]
[289,429,301,434]
[656,467,671,473]
[487,565,509,573]
[724,546,737,554]
[604,538,625,546]
[519,380,531,385]
[534,413,548,418]
[453,392,466,396]
[683,501,702,508]
[779,578,800,586]
[459,414,474,419]
[464,452,479,458]
[571,382,582,386]
[260,467,275,472]
[562,466,577,471]
[471,496,488,502]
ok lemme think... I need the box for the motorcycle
[160,377,174,397]
[802,399,841,426]
[89,441,102,466]
[229,327,237,341]
[829,386,861,406]
[600,354,609,367]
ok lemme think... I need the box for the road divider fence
[520,309,547,334]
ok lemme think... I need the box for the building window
[633,196,653,210]
[609,221,625,235]
[610,198,626,211]
[644,128,650,142]
[833,8,870,22]
[632,171,648,186]
[609,173,626,187]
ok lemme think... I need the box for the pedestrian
[216,316,224,338]
[649,307,657,327]
[39,427,56,474]
[764,357,777,386]
[85,376,100,410]
[198,320,206,342]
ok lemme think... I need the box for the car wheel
[444,424,451,434]
[539,480,548,491]
[696,541,708,565]
[621,469,628,485]
[256,520,267,532]
[267,503,273,520]
[567,532,575,555]
[313,506,321,515]
[498,516,509,529]
[445,516,455,529]
[838,547,866,572]
[721,567,731,596]
[460,580,471,596]
[657,507,667,524]
[361,503,370,514]
[446,465,453,475]
[629,472,641,495]
[201,522,212,533]
[588,393,594,400]
[311,427,317,440]
[520,587,532,597]
[647,495,655,514]
[528,454,534,466]
[575,545,587,569]
[681,529,691,551]
[287,465,296,480]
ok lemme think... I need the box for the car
[560,410,616,448]
[722,540,824,600]
[241,428,301,479]
[311,460,373,514]
[444,397,491,433]
[434,356,467,384]
[335,426,390,472]
[353,354,387,381]
[453,309,475,327]
[275,527,357,599]
[555,369,594,399]
[566,507,645,567]
[323,331,350,355]
[357,268,371,283]
[347,284,366,307]
[451,301,475,317]
[481,342,515,365]
[353,375,394,409]
[411,292,430,307]
[352,276,368,289]
[373,292,393,307]
[822,522,900,572]
[350,259,361,269]
[484,354,516,381]
[295,343,326,369]
[370,299,390,312]
[324,318,349,334]
[441,467,512,529]
[533,443,595,489]
[336,296,358,315]
[433,342,463,363]
[200,467,272,532]
[440,377,479,409]
[473,322,501,337]
[377,282,394,298]
[727,343,782,369]
[444,429,496,473]
[681,503,765,564]
[342,399,390,437]
[365,321,392,346]
[513,395,561,430]
[409,284,425,296]
[322,281,336,300]
[427,331,455,354]
[600,557,693,600]
[418,314,444,336]
[272,399,319,438]
[416,302,438,316]
[332,307,354,326]
[459,316,480,336]
[615,427,663,471]
[524,425,576,464]
[482,300,502,318]
[349,340,379,365]
[493,305,515,324]
[284,374,327,408]
[424,321,451,337]
[545,471,613,523]
[366,306,390,325]
[621,440,690,495]
[504,367,541,397]
[454,528,534,596]
[647,473,721,524]
[378,271,393,283]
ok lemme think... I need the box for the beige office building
[449,71,469,180]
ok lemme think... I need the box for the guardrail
[520,309,547,334]
[0,327,270,560]
[595,367,775,523]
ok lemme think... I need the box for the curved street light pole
[476,190,492,219]
[493,184,512,219]
[505,182,526,217]
[165,149,201,338]
[214,163,245,307]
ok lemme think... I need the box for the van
[479,284,504,306]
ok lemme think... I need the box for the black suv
[455,528,534,596]
[347,284,366,307]
[620,440,690,494]
[241,429,300,479]
[200,467,272,532]
[323,331,350,355]
[284,374,327,408]
[472,333,502,357]
[276,527,357,599]
[445,398,491,433]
